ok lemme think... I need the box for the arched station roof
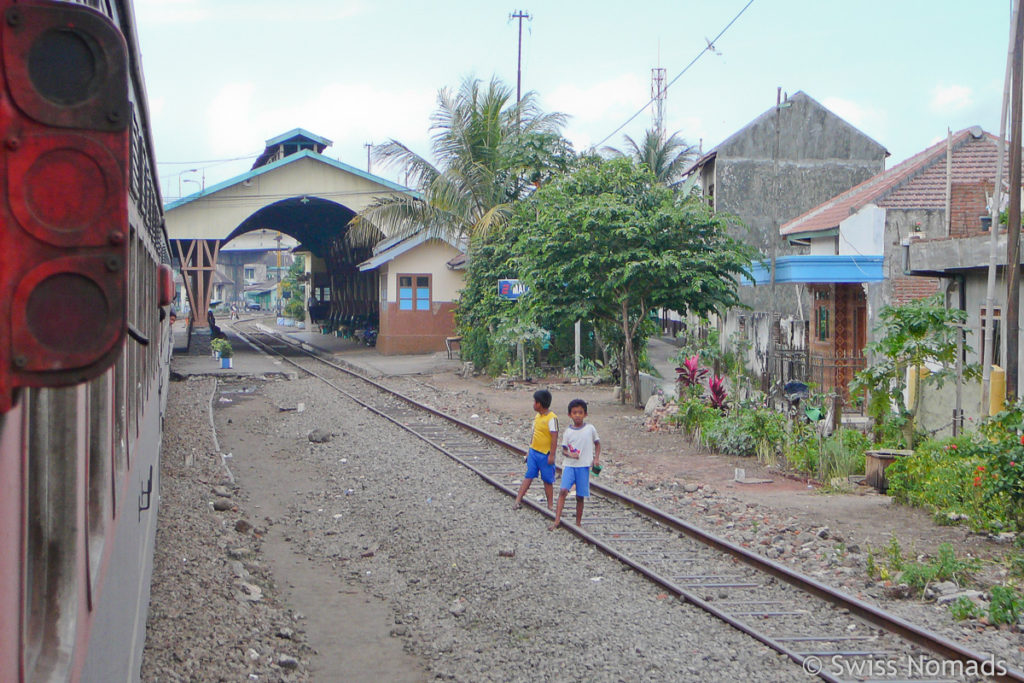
[164,132,415,252]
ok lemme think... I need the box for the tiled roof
[781,127,1011,236]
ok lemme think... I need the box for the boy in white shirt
[549,398,601,529]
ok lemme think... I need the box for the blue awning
[742,254,884,286]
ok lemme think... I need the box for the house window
[398,275,430,311]
[814,288,832,341]
[244,267,255,280]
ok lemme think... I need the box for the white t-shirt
[560,423,600,468]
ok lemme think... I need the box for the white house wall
[381,240,464,304]
[838,204,885,256]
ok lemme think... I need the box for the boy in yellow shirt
[512,389,558,511]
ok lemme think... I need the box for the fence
[771,349,867,414]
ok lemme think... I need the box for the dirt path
[219,391,428,683]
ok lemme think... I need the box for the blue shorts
[559,466,590,497]
[524,448,555,484]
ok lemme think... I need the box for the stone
[212,499,233,511]
[212,485,232,498]
[883,583,911,599]
[936,590,985,606]
[683,483,700,493]
[308,429,332,444]
[276,627,295,640]
[498,547,515,558]
[278,655,299,670]
[449,598,467,617]
[644,394,664,415]
[235,519,253,533]
[816,527,830,540]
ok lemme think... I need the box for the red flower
[974,476,982,486]
[977,465,986,472]
[1020,433,1024,446]
[1011,461,1017,467]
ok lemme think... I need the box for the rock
[276,627,295,640]
[308,429,332,444]
[816,527,830,540]
[883,583,911,599]
[498,547,515,558]
[390,625,409,636]
[683,483,700,493]
[936,590,985,606]
[644,394,664,415]
[212,499,233,511]
[212,485,232,498]
[235,519,253,533]
[227,547,251,560]
[449,598,467,617]
[235,581,263,602]
[277,655,299,670]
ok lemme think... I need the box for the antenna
[364,142,372,174]
[651,67,666,138]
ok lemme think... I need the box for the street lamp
[177,168,198,198]
[182,178,201,196]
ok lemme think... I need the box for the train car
[0,0,171,680]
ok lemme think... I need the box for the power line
[595,0,756,149]
[157,153,260,166]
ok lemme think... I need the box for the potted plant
[211,338,233,368]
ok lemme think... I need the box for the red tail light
[0,1,129,411]
[158,264,174,307]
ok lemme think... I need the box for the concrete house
[682,91,888,389]
[781,126,1013,425]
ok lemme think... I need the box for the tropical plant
[708,375,730,412]
[349,76,571,246]
[850,294,980,449]
[604,127,699,185]
[675,355,709,388]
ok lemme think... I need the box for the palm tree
[603,128,699,185]
[348,76,569,246]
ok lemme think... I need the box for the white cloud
[929,84,973,114]
[545,73,649,150]
[134,0,208,25]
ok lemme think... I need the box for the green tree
[282,256,306,321]
[851,294,980,448]
[513,158,753,407]
[349,76,571,246]
[603,127,699,185]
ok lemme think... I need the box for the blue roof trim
[742,254,884,286]
[164,149,417,211]
[265,128,332,148]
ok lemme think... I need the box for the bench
[445,336,463,359]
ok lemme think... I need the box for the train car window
[87,372,112,598]
[24,388,79,681]
[114,347,128,488]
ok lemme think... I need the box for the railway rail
[235,321,1023,683]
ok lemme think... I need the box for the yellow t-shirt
[530,411,558,454]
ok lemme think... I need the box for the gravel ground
[380,375,1024,674]
[143,351,1022,681]
[142,377,314,682]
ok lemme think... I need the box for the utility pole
[982,0,1018,412]
[510,10,530,105]
[1007,0,1024,400]
[365,142,373,174]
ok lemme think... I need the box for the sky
[134,0,1013,203]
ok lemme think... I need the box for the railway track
[235,322,1022,683]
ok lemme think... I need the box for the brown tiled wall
[950,181,994,237]
[891,276,940,305]
[378,302,457,355]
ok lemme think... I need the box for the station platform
[170,315,464,379]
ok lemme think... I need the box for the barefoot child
[549,398,600,529]
[513,389,558,510]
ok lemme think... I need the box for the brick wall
[950,181,993,237]
[891,276,940,305]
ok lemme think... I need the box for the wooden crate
[864,449,912,492]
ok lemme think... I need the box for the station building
[164,129,466,354]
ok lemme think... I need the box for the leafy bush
[988,585,1024,626]
[210,338,233,358]
[949,595,983,621]
[704,417,756,457]
[885,436,990,522]
[783,419,819,474]
[670,396,721,447]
